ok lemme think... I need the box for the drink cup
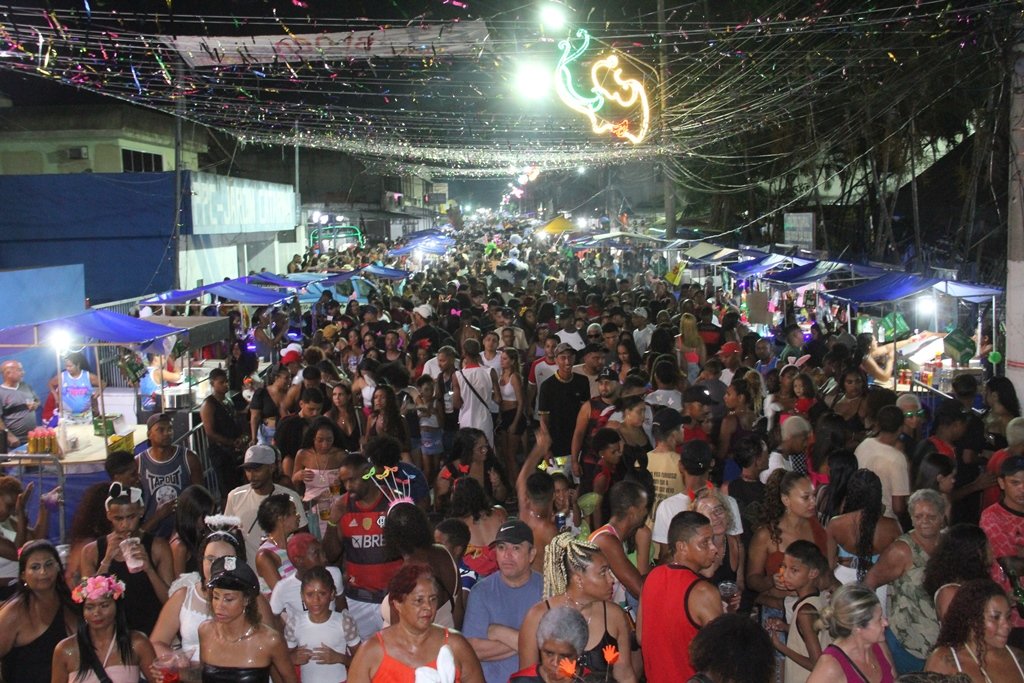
[153,654,180,683]
[120,537,144,573]
[718,581,739,600]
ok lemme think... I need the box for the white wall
[190,172,296,235]
[179,239,237,288]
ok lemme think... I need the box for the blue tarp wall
[0,172,191,303]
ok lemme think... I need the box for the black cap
[652,407,687,432]
[489,519,534,547]
[146,412,172,429]
[207,556,259,594]
[683,386,718,405]
[597,367,618,382]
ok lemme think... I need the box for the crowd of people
[0,227,1021,683]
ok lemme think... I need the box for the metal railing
[171,417,221,502]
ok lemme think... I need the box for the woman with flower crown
[51,574,156,683]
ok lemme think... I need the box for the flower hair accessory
[105,483,143,510]
[72,575,126,603]
[204,515,241,532]
[362,465,415,511]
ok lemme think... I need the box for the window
[121,149,164,172]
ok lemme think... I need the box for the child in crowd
[550,472,583,537]
[434,517,477,595]
[254,493,300,593]
[289,566,360,683]
[772,540,831,683]
[270,532,345,630]
[415,374,444,482]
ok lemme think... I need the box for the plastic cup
[718,581,739,600]
[120,537,144,573]
[154,654,180,683]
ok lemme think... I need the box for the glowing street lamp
[540,4,567,31]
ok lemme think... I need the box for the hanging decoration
[555,29,651,145]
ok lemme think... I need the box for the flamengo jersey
[340,494,402,596]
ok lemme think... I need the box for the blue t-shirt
[397,461,430,506]
[462,570,543,683]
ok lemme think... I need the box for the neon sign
[555,29,651,144]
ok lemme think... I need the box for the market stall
[0,309,187,541]
[824,272,1003,392]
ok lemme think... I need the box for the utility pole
[1005,22,1024,399]
[173,64,183,289]
[657,0,674,237]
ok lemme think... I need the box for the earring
[302,601,308,612]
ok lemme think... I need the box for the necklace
[565,594,594,623]
[219,624,256,644]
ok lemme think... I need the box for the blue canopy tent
[362,265,411,280]
[388,237,451,257]
[764,260,889,287]
[140,280,291,307]
[0,309,184,355]
[726,253,814,278]
[243,273,320,289]
[823,272,1002,306]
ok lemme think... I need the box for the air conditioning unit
[67,146,89,160]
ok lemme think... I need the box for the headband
[105,482,143,510]
[72,575,126,603]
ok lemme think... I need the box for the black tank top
[96,533,162,634]
[544,600,619,676]
[1,604,67,683]
[202,664,270,683]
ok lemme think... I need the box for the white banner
[164,19,491,68]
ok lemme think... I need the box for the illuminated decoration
[554,29,651,145]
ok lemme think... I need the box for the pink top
[823,643,894,683]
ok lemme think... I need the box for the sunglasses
[588,333,602,339]
[904,410,926,417]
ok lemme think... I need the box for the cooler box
[943,329,976,365]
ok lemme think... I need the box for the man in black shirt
[275,387,323,482]
[538,343,592,462]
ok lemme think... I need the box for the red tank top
[641,564,704,682]
[373,629,461,683]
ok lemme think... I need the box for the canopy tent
[726,253,814,278]
[140,280,291,306]
[388,235,453,257]
[243,273,318,289]
[361,265,412,280]
[682,242,722,260]
[316,270,361,286]
[695,247,745,264]
[586,231,673,244]
[0,309,184,355]
[824,272,1003,305]
[764,260,889,286]
[539,216,576,234]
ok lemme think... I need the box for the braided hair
[542,532,600,599]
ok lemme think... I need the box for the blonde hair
[678,313,704,352]
[542,532,599,599]
[817,583,880,639]
[743,370,764,414]
[693,488,735,531]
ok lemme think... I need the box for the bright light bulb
[917,297,936,315]
[577,166,586,174]
[540,4,567,30]
[518,174,529,185]
[51,329,72,352]
[514,62,552,99]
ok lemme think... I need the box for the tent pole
[847,303,852,334]
[892,302,898,392]
[96,344,109,450]
[992,295,997,372]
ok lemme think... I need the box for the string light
[555,29,651,145]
